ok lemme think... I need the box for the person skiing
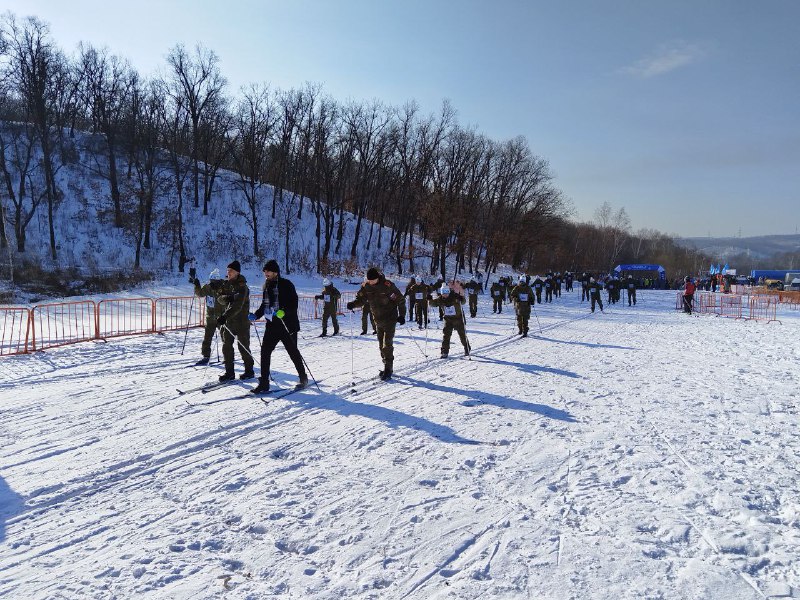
[314,278,341,337]
[510,275,534,337]
[404,276,417,323]
[249,259,308,394]
[490,280,504,313]
[626,275,637,306]
[581,273,590,302]
[464,276,481,318]
[359,273,377,335]
[532,275,544,304]
[588,277,604,313]
[429,283,470,357]
[544,273,554,303]
[683,276,696,314]
[216,260,255,381]
[410,276,430,329]
[191,267,226,365]
[346,267,406,380]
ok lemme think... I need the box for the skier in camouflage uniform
[411,277,430,329]
[404,276,417,323]
[216,260,255,381]
[314,278,341,336]
[490,280,503,313]
[192,268,226,365]
[346,267,406,380]
[464,276,481,318]
[429,283,470,358]
[510,275,535,337]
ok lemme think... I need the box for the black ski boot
[250,380,270,394]
[295,376,309,390]
[239,370,255,380]
[195,356,210,366]
[219,372,235,382]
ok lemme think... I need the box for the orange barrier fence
[752,289,800,309]
[31,301,97,352]
[0,307,31,356]
[155,296,205,333]
[719,295,743,319]
[97,298,156,340]
[691,291,780,322]
[747,296,780,324]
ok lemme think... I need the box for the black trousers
[259,320,306,384]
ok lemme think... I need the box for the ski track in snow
[1,290,799,599]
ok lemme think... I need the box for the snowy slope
[1,286,799,599]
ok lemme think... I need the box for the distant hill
[678,234,800,261]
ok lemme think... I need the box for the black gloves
[216,314,227,326]
[190,277,200,285]
[346,301,355,310]
[397,314,405,325]
[314,294,323,300]
[427,294,433,301]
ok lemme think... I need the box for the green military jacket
[429,292,466,322]
[218,274,251,328]
[195,278,227,320]
[490,282,503,300]
[464,281,481,297]
[510,283,535,313]
[315,285,341,309]
[351,276,406,325]
[409,282,430,304]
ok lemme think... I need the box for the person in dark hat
[346,267,405,380]
[249,259,308,394]
[216,260,255,381]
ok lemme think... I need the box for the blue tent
[614,264,666,280]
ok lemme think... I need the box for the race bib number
[415,292,424,300]
[206,296,215,309]
[545,283,551,289]
[518,293,529,302]
[628,284,634,289]
[493,291,500,296]
[443,305,457,317]
[469,289,476,295]
[323,294,331,303]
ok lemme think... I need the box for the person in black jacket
[249,259,308,394]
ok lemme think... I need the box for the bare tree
[166,44,226,214]
[75,43,136,228]
[228,83,277,257]
[2,13,74,261]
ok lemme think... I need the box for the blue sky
[6,0,799,238]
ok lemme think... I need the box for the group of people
[190,263,654,389]
[192,259,308,394]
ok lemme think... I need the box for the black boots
[195,356,210,366]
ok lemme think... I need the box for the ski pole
[349,311,356,393]
[180,294,196,355]
[277,314,320,390]
[460,305,472,356]
[405,322,428,358]
[531,302,543,334]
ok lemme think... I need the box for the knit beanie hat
[227,260,241,273]
[366,267,381,280]
[263,259,280,273]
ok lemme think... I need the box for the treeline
[0,12,709,279]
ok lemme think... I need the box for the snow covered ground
[1,285,799,599]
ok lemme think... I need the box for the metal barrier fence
[747,296,780,324]
[0,307,31,356]
[689,291,781,323]
[97,298,155,340]
[155,296,205,332]
[2,290,366,356]
[31,301,97,352]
